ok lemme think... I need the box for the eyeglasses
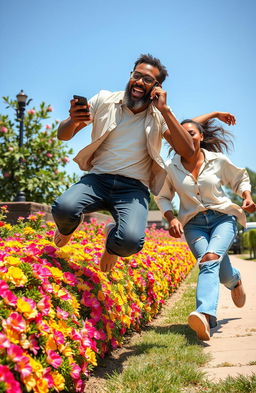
[130,71,159,86]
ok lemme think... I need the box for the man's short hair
[133,54,168,84]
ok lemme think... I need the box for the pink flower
[70,362,81,379]
[3,172,10,178]
[2,289,18,306]
[47,106,53,112]
[47,152,53,158]
[7,343,24,362]
[8,146,14,151]
[111,338,119,348]
[0,365,22,393]
[27,109,36,115]
[0,332,10,349]
[46,350,63,368]
[28,334,40,355]
[42,367,54,388]
[0,126,8,133]
[63,271,78,286]
[45,124,52,129]
[15,355,33,378]
[62,156,70,163]
[3,312,26,332]
[37,296,51,316]
[36,211,45,217]
[56,306,69,320]
[74,378,85,392]
[53,329,65,345]
[32,264,52,279]
[0,280,9,292]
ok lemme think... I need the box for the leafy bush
[248,229,256,258]
[0,97,78,203]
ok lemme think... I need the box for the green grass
[97,268,256,393]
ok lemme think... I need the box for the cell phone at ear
[73,95,89,112]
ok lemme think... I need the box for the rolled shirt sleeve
[154,176,175,215]
[221,154,251,198]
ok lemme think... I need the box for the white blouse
[155,149,251,227]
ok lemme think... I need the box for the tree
[0,96,78,204]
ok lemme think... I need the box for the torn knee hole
[201,252,220,262]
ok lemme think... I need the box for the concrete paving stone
[204,365,256,381]
[201,255,256,380]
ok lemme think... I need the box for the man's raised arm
[57,97,92,141]
[150,85,194,159]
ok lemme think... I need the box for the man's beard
[123,82,151,110]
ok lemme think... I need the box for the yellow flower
[2,223,12,230]
[70,295,80,313]
[52,283,60,292]
[4,256,22,266]
[29,356,44,377]
[85,347,97,366]
[16,298,35,318]
[17,298,32,313]
[121,314,131,328]
[46,221,55,227]
[97,290,105,301]
[48,267,63,280]
[59,344,73,357]
[46,335,57,351]
[4,266,28,286]
[106,323,112,340]
[34,378,49,393]
[55,247,72,259]
[23,226,36,235]
[23,374,37,391]
[48,307,56,319]
[110,270,123,281]
[52,371,65,391]
[5,326,20,343]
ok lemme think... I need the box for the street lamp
[14,90,28,202]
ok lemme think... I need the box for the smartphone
[150,83,160,100]
[73,95,89,112]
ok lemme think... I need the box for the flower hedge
[0,206,196,393]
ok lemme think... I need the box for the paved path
[202,255,256,381]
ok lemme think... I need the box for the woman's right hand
[168,218,184,238]
[216,112,236,126]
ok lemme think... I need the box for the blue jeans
[52,173,150,257]
[184,210,240,328]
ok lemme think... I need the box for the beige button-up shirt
[73,90,169,195]
[155,149,251,227]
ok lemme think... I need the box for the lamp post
[14,90,28,202]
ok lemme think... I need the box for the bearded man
[52,54,194,272]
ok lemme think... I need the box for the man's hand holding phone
[69,95,91,124]
[150,85,167,113]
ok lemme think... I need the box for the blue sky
[1,0,255,208]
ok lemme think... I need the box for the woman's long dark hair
[181,119,234,153]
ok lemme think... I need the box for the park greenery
[0,97,78,204]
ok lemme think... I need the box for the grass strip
[101,267,256,393]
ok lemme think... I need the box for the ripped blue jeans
[184,210,240,328]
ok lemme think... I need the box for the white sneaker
[231,280,246,308]
[188,311,210,341]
